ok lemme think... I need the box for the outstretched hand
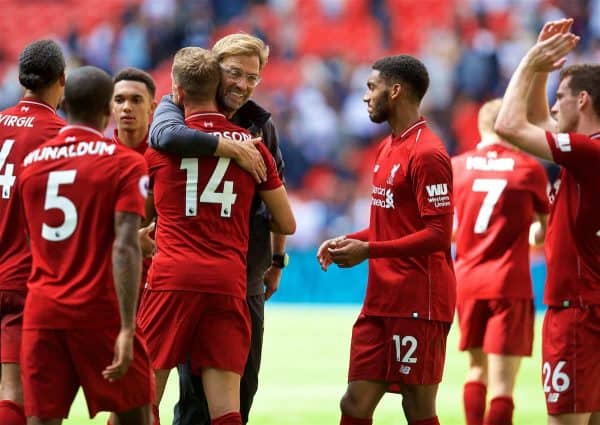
[328,238,369,268]
[537,18,573,42]
[317,236,345,271]
[526,32,579,73]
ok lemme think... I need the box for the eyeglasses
[220,65,261,88]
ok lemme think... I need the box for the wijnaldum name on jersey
[24,141,116,166]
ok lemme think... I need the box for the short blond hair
[172,47,220,102]
[212,33,269,69]
[478,98,503,136]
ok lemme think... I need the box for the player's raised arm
[495,32,579,161]
[105,211,142,381]
[526,19,574,131]
[150,95,266,182]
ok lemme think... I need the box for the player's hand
[328,238,368,268]
[103,328,135,382]
[263,265,282,300]
[317,236,345,271]
[526,32,579,73]
[537,18,573,42]
[138,222,155,258]
[235,137,267,183]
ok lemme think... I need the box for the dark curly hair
[114,67,156,99]
[18,39,65,91]
[373,55,429,102]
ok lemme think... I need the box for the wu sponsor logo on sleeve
[425,183,448,197]
[425,183,451,208]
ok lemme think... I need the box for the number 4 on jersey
[0,139,16,199]
[180,158,237,218]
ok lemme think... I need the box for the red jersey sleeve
[410,145,454,217]
[116,150,148,218]
[546,131,600,181]
[144,148,163,190]
[347,228,369,241]
[257,143,282,192]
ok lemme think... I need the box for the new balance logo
[399,365,411,375]
[547,393,560,403]
[425,183,448,197]
[556,133,571,152]
[20,106,29,112]
[203,121,214,128]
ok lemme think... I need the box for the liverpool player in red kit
[318,55,455,425]
[495,19,600,425]
[137,47,295,425]
[453,99,549,425]
[18,66,154,425]
[112,67,158,283]
[0,40,65,425]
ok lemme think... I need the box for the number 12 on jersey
[180,158,237,218]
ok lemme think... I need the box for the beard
[368,102,389,124]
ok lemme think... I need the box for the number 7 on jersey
[471,178,507,234]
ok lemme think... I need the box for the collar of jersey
[59,125,105,139]
[395,118,427,141]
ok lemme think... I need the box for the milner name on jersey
[465,155,515,171]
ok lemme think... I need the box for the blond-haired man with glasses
[149,33,287,425]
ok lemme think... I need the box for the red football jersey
[19,125,148,329]
[0,99,64,292]
[544,131,600,307]
[364,119,456,322]
[452,143,549,302]
[113,129,153,287]
[145,112,282,299]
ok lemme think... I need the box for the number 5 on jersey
[180,158,237,218]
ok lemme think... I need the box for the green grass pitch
[64,305,546,424]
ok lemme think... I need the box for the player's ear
[389,83,401,100]
[578,90,590,111]
[150,99,158,114]
[176,86,185,104]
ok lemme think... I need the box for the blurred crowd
[1,0,599,248]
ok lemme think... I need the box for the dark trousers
[173,294,265,425]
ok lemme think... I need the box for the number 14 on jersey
[180,157,237,218]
